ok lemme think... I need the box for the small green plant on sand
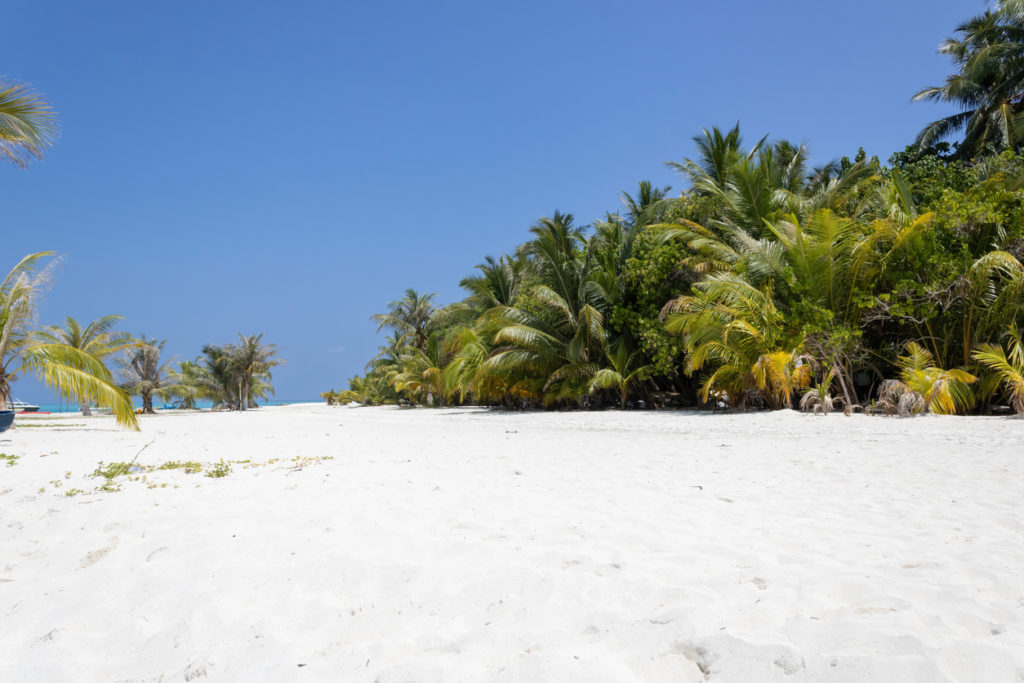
[0,454,19,467]
[158,461,202,474]
[205,460,231,478]
[96,480,121,493]
[64,488,86,497]
[92,461,135,479]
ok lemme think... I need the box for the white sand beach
[1,404,1022,682]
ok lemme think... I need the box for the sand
[0,404,1022,682]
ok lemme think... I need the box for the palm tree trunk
[833,362,855,408]
[80,400,92,417]
[142,390,154,414]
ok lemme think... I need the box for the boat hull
[0,411,14,433]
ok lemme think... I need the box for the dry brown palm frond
[898,391,926,416]
[799,384,834,415]
[872,397,897,416]
[876,379,925,417]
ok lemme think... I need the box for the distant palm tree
[0,79,58,168]
[0,253,137,427]
[371,289,437,352]
[120,337,176,414]
[226,333,283,411]
[36,315,137,415]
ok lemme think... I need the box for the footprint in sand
[79,537,119,569]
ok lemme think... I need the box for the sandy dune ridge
[1,404,1022,681]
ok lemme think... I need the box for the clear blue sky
[5,0,974,403]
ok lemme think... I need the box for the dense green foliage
[335,4,1024,415]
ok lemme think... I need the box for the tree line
[327,2,1024,416]
[1,255,283,429]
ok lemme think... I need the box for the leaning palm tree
[36,315,137,415]
[973,326,1024,414]
[120,337,176,414]
[0,253,137,428]
[225,333,283,410]
[0,79,58,168]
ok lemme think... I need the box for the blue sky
[5,0,974,403]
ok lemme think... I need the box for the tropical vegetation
[331,4,1024,416]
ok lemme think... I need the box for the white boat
[9,399,40,412]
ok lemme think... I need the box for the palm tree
[170,346,243,410]
[338,375,383,405]
[36,315,137,415]
[0,79,58,168]
[667,123,745,187]
[973,326,1024,414]
[371,289,437,352]
[120,337,176,414]
[479,213,611,405]
[0,253,137,427]
[389,335,448,406]
[481,288,608,405]
[914,1,1024,158]
[662,274,810,408]
[226,333,283,411]
[877,342,977,415]
[459,256,523,310]
[587,339,650,409]
[168,359,207,409]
